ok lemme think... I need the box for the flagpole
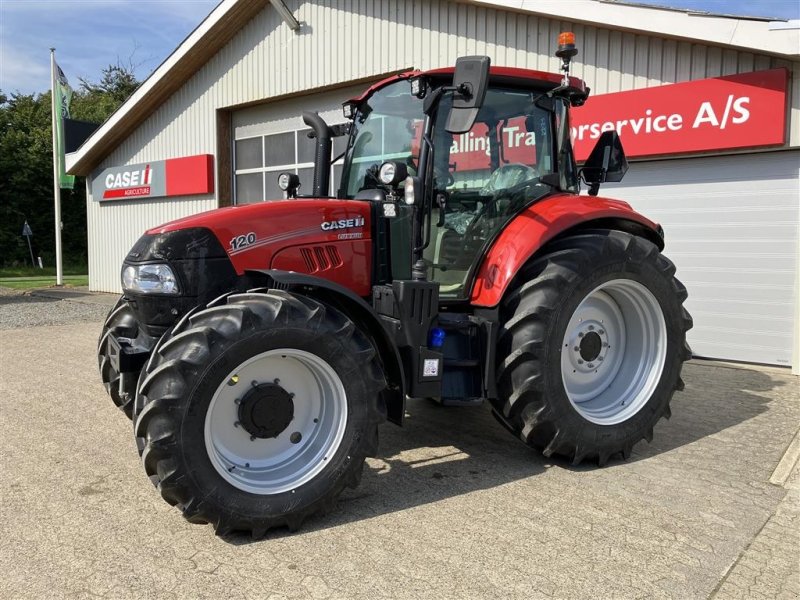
[50,48,64,286]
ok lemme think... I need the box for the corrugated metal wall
[603,150,800,367]
[87,0,800,292]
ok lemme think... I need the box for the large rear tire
[98,297,139,419]
[493,231,692,465]
[133,290,386,536]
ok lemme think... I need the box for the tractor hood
[139,198,374,296]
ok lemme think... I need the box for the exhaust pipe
[302,111,332,197]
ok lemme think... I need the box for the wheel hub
[579,330,603,362]
[238,383,294,439]
[205,348,348,495]
[567,321,610,373]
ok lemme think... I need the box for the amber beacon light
[555,31,578,85]
[556,32,578,59]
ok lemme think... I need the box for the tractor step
[438,313,484,403]
[443,358,481,368]
[439,396,484,407]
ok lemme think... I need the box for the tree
[74,62,140,123]
[0,63,140,268]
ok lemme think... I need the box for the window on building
[233,126,348,204]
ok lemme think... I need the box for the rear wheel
[493,231,692,465]
[133,290,386,536]
[98,297,139,419]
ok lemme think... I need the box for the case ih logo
[92,155,214,202]
[321,217,365,231]
[103,165,153,198]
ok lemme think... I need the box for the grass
[0,272,88,289]
[0,265,87,278]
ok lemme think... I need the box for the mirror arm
[579,167,605,196]
[423,85,458,115]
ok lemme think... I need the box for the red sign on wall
[92,154,214,201]
[570,68,789,161]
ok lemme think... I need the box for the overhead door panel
[603,151,799,367]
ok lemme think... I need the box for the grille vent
[299,246,343,273]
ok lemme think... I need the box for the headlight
[278,172,299,192]
[122,264,180,294]
[379,162,396,185]
[379,161,408,186]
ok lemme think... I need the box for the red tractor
[99,36,691,536]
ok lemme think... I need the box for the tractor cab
[332,60,591,300]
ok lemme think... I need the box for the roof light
[558,32,575,47]
[555,31,579,86]
[556,31,578,59]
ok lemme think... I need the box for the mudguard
[470,194,664,307]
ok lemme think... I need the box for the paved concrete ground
[0,295,798,599]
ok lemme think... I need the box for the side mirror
[445,56,491,134]
[581,131,628,196]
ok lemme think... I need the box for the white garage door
[603,150,799,367]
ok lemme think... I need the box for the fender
[247,269,406,425]
[470,194,664,307]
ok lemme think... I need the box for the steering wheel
[479,163,539,196]
[466,163,540,226]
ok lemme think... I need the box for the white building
[66,0,800,372]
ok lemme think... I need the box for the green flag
[54,63,74,189]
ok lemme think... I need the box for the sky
[1,0,798,96]
[1,0,219,95]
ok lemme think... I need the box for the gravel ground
[0,288,112,330]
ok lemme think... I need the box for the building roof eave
[465,0,800,58]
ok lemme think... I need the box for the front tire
[493,231,692,465]
[133,290,386,536]
[98,297,139,419]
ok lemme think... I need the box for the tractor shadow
[225,361,786,544]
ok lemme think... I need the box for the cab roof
[346,66,589,105]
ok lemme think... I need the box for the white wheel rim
[560,279,667,425]
[204,349,347,495]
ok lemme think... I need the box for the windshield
[340,81,424,198]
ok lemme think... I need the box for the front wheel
[493,231,692,465]
[133,290,386,536]
[98,297,140,419]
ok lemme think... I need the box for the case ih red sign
[571,68,788,161]
[92,154,214,201]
